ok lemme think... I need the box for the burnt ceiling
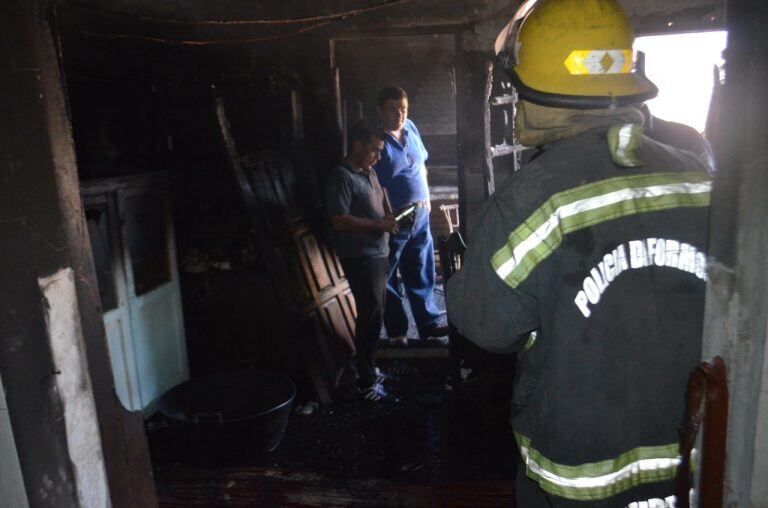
[52,0,725,84]
[56,0,724,46]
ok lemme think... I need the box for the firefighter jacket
[446,126,711,503]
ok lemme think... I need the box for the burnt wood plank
[156,467,515,507]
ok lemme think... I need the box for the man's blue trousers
[384,207,442,338]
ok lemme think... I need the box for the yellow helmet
[497,0,657,109]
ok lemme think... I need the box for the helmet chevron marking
[564,50,633,75]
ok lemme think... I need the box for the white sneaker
[389,335,409,347]
[358,382,393,402]
[374,367,387,384]
[293,401,319,416]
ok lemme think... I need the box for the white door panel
[118,186,188,410]
[130,287,187,405]
[83,175,188,413]
[103,311,138,410]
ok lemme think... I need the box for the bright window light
[635,31,727,133]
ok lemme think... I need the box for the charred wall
[52,0,725,385]
[55,0,725,196]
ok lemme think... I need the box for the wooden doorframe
[0,4,158,506]
[328,25,464,109]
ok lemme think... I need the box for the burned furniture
[677,356,728,508]
[214,97,357,404]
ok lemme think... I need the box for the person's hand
[426,200,432,212]
[378,215,400,234]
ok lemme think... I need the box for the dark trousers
[385,207,442,338]
[340,256,388,387]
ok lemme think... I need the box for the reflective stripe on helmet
[564,49,633,75]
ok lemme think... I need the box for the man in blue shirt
[374,86,448,345]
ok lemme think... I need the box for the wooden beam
[155,467,515,507]
[0,2,158,506]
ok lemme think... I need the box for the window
[125,193,171,295]
[85,203,118,311]
[635,31,727,133]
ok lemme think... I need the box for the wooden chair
[677,356,728,508]
[439,203,461,234]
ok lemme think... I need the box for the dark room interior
[2,0,768,507]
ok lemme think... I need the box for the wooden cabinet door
[244,152,358,392]
[217,95,358,401]
[290,224,356,361]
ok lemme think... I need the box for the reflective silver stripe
[625,495,678,508]
[615,124,636,166]
[520,443,681,490]
[495,181,711,280]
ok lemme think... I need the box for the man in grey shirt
[325,120,399,402]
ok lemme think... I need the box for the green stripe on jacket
[491,172,711,288]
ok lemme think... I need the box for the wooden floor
[149,358,518,507]
[155,467,515,507]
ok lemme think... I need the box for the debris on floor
[148,358,518,507]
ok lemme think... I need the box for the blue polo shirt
[374,119,430,210]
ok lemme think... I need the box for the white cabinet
[82,173,188,412]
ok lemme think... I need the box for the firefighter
[446,0,711,506]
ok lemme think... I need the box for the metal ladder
[482,60,524,197]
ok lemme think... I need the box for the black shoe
[388,335,409,347]
[426,335,450,346]
[422,325,449,340]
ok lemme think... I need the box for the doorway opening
[635,31,727,133]
[331,32,460,242]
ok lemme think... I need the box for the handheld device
[394,204,417,223]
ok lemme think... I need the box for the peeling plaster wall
[39,268,110,508]
[698,2,768,505]
[702,153,768,505]
[1,2,158,505]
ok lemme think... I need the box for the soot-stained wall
[53,0,725,381]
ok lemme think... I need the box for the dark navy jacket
[447,127,711,503]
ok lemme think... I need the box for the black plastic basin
[158,369,296,455]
